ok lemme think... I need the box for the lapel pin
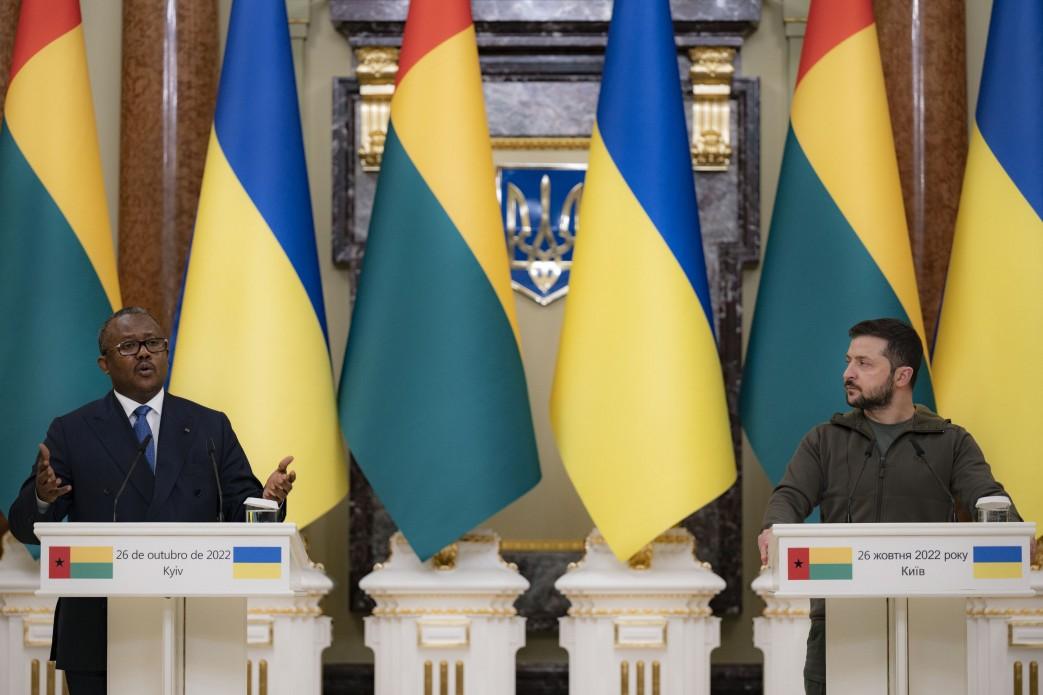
[184,427,191,433]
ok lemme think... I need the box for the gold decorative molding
[2,606,57,616]
[373,606,517,618]
[762,606,811,618]
[967,607,1043,618]
[1010,621,1043,650]
[568,606,713,618]
[432,543,459,571]
[500,539,586,553]
[23,618,54,648]
[491,136,591,151]
[247,606,323,617]
[689,46,736,171]
[628,545,653,571]
[417,618,471,648]
[614,618,668,649]
[355,46,399,172]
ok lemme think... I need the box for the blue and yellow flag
[170,0,346,527]
[934,1,1043,530]
[741,0,933,488]
[549,0,736,562]
[339,0,541,561]
[0,0,120,514]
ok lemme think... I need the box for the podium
[768,522,1036,694]
[35,522,298,695]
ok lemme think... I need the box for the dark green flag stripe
[339,124,540,560]
[0,123,114,512]
[741,128,934,486]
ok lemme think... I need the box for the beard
[845,375,895,410]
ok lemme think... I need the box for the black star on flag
[793,558,803,568]
[54,558,64,567]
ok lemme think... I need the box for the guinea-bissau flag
[934,1,1043,531]
[170,0,346,527]
[339,0,541,560]
[550,0,736,563]
[741,0,934,488]
[0,0,120,514]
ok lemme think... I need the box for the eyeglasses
[104,338,169,357]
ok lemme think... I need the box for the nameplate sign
[35,522,293,597]
[771,522,1035,598]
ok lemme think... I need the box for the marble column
[874,0,967,340]
[0,0,20,121]
[119,0,217,332]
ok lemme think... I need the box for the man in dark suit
[7,306,296,695]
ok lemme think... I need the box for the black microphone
[845,441,874,523]
[208,438,225,522]
[911,439,957,522]
[113,434,152,522]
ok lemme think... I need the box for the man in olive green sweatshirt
[756,317,1022,695]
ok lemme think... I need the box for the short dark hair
[98,307,161,354]
[848,318,923,387]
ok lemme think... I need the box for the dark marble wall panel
[0,0,19,122]
[333,0,761,42]
[332,0,761,639]
[875,0,967,340]
[334,79,760,623]
[119,0,217,331]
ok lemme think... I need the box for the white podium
[359,530,529,695]
[556,528,726,695]
[766,522,1036,695]
[35,522,299,695]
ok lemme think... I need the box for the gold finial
[627,545,653,571]
[432,543,458,571]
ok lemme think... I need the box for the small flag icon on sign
[49,546,113,579]
[788,547,853,581]
[972,545,1022,579]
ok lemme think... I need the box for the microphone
[911,439,957,522]
[845,441,874,523]
[113,434,152,522]
[208,438,225,522]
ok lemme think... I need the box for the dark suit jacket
[7,391,265,671]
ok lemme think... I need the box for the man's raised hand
[263,456,295,505]
[35,444,71,503]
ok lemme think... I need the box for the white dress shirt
[113,388,165,463]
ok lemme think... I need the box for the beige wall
[77,0,995,668]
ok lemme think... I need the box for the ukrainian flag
[741,0,933,489]
[934,1,1043,531]
[549,0,736,562]
[0,0,119,513]
[170,0,346,527]
[339,0,541,561]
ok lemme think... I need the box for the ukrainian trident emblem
[498,167,585,306]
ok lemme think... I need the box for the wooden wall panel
[119,0,217,332]
[875,0,968,341]
[0,0,19,122]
